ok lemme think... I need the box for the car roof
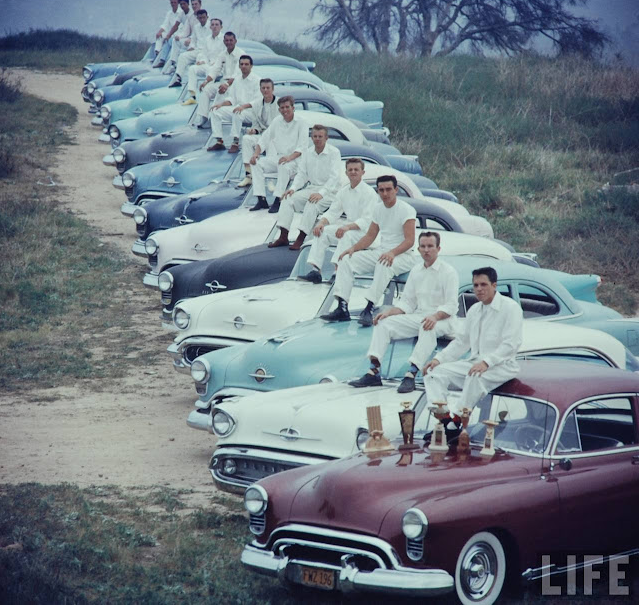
[294,110,366,145]
[495,360,637,409]
[277,87,345,117]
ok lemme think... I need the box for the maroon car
[240,361,639,604]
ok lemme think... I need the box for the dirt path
[0,70,222,507]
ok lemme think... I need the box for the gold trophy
[428,401,449,453]
[363,405,394,453]
[456,407,472,458]
[398,401,420,451]
[480,419,499,459]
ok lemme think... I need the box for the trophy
[363,405,394,453]
[456,407,472,458]
[398,401,420,451]
[480,419,499,458]
[428,401,449,453]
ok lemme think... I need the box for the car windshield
[412,392,557,455]
[289,245,336,281]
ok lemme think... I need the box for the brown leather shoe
[268,227,289,248]
[289,232,306,250]
[207,141,225,152]
[228,142,240,153]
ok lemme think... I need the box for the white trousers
[242,134,261,164]
[196,80,229,119]
[276,187,332,234]
[175,50,197,81]
[251,156,298,198]
[424,360,520,415]
[209,106,243,140]
[307,223,362,270]
[187,64,207,95]
[165,38,188,70]
[368,314,455,368]
[334,249,417,306]
[154,37,165,54]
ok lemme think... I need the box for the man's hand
[196,60,204,65]
[199,81,207,91]
[373,310,392,325]
[184,37,191,46]
[249,154,259,166]
[232,106,243,114]
[218,82,229,94]
[422,359,440,375]
[156,30,163,39]
[278,154,294,165]
[312,222,325,237]
[334,226,348,239]
[468,361,489,376]
[247,128,258,135]
[282,189,295,199]
[211,103,223,111]
[422,314,438,331]
[338,247,354,261]
[378,250,395,267]
[308,193,323,203]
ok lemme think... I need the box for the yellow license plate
[300,566,335,590]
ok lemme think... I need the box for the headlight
[121,171,135,189]
[133,206,147,225]
[356,428,369,451]
[158,271,174,292]
[87,81,96,94]
[190,358,211,383]
[93,89,104,104]
[401,508,428,540]
[83,67,94,82]
[212,409,235,437]
[108,124,120,139]
[112,147,126,163]
[244,485,268,515]
[223,458,237,475]
[100,105,111,120]
[173,306,190,330]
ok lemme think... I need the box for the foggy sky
[2,0,638,66]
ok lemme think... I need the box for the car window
[557,397,636,454]
[423,218,448,231]
[396,185,411,198]
[307,101,333,114]
[517,348,615,368]
[516,283,560,318]
[294,101,305,110]
[326,127,348,141]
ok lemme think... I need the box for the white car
[205,322,636,492]
[142,163,498,288]
[166,240,515,374]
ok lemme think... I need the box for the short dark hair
[419,231,440,247]
[210,18,222,26]
[312,124,328,135]
[239,54,253,65]
[376,174,397,188]
[179,0,189,5]
[345,157,364,169]
[278,95,295,107]
[224,31,236,39]
[259,78,274,87]
[472,266,498,284]
[196,9,207,16]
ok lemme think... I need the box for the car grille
[406,537,424,561]
[161,291,172,305]
[249,513,266,535]
[148,255,158,268]
[183,343,227,364]
[136,223,149,238]
[214,455,303,485]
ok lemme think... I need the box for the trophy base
[479,447,495,458]
[399,442,420,451]
[428,444,449,453]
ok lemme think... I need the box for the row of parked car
[83,34,638,604]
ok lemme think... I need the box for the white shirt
[246,95,280,133]
[189,21,209,51]
[371,199,416,251]
[159,7,181,35]
[198,33,224,64]
[322,180,379,231]
[290,143,342,198]
[228,72,261,107]
[207,45,245,81]
[174,10,191,38]
[258,114,309,159]
[436,292,523,368]
[397,258,459,317]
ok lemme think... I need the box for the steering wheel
[514,424,547,453]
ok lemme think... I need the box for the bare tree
[230,0,608,58]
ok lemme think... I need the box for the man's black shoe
[249,197,269,211]
[268,199,281,214]
[349,372,382,388]
[358,307,373,327]
[397,375,415,393]
[168,78,182,88]
[320,307,350,322]
[299,269,322,284]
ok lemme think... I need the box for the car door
[551,395,639,554]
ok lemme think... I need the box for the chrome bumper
[241,544,454,597]
[131,238,147,257]
[99,133,111,143]
[121,202,137,217]
[113,175,125,190]
[168,336,237,374]
[103,153,115,166]
[143,271,160,289]
[187,407,211,432]
[167,340,187,372]
[91,116,104,127]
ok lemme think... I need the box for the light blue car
[186,254,638,428]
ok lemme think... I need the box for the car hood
[216,381,421,459]
[177,280,331,343]
[120,106,195,142]
[281,446,532,537]
[122,88,181,119]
